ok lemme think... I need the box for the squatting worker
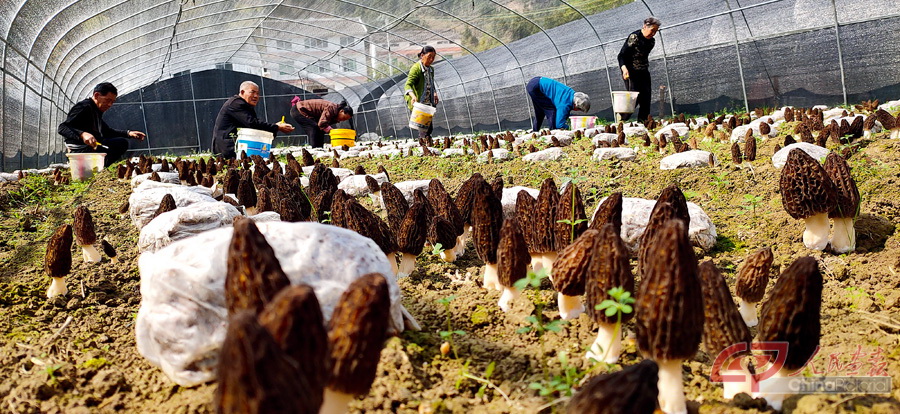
[289,97,353,148]
[525,76,591,132]
[58,82,146,167]
[211,81,293,159]
[618,17,661,122]
[405,45,439,141]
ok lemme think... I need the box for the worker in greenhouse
[58,82,146,167]
[525,76,591,131]
[289,98,354,148]
[618,17,661,122]
[405,45,439,140]
[211,81,294,159]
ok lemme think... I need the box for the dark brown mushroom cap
[490,176,504,201]
[44,224,73,278]
[533,178,559,253]
[783,134,795,146]
[428,179,465,236]
[472,180,504,264]
[784,107,795,123]
[352,165,365,175]
[566,359,659,414]
[327,273,391,396]
[365,175,380,194]
[638,185,689,271]
[515,190,537,250]
[496,218,530,288]
[255,187,274,213]
[381,181,409,236]
[216,310,318,414]
[427,216,458,250]
[759,122,771,136]
[149,171,161,182]
[237,175,257,208]
[587,224,634,325]
[194,170,204,186]
[73,205,97,246]
[555,183,588,250]
[223,168,240,195]
[875,109,896,130]
[635,219,704,361]
[312,191,332,222]
[258,285,330,393]
[344,199,398,254]
[309,163,338,197]
[744,134,757,162]
[735,247,773,303]
[301,149,315,166]
[454,173,485,225]
[849,116,863,138]
[824,153,860,219]
[225,218,292,315]
[779,149,836,220]
[329,189,352,228]
[153,194,177,219]
[863,114,876,130]
[757,256,823,370]
[699,261,752,358]
[376,164,390,181]
[589,192,623,235]
[101,239,117,259]
[412,189,435,219]
[397,201,428,255]
[551,229,602,296]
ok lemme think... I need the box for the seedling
[558,168,589,244]
[430,243,445,256]
[844,286,868,310]
[436,295,465,359]
[593,286,636,365]
[741,194,763,217]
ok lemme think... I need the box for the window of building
[305,38,328,49]
[215,63,233,71]
[276,40,292,50]
[342,58,357,72]
[340,36,354,46]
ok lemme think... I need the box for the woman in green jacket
[405,45,439,140]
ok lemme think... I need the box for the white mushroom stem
[320,388,355,414]
[482,263,502,291]
[529,253,543,272]
[721,361,756,400]
[244,206,258,216]
[737,299,758,328]
[385,252,399,277]
[830,217,856,254]
[801,212,830,250]
[452,235,467,257]
[497,286,520,312]
[891,128,900,139]
[109,256,119,264]
[540,251,558,276]
[585,321,621,364]
[81,244,102,263]
[397,252,417,278]
[439,247,458,263]
[863,129,872,139]
[756,367,790,411]
[368,190,380,205]
[47,277,68,298]
[656,358,688,414]
[557,293,584,320]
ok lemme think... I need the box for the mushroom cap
[699,261,752,358]
[149,171,161,182]
[783,134,795,146]
[588,192,623,236]
[273,179,307,223]
[301,149,315,166]
[427,216,458,250]
[215,310,318,414]
[224,168,240,195]
[328,190,351,228]
[455,173,485,225]
[744,134,757,162]
[237,176,257,208]
[412,188,435,219]
[863,115,876,130]
[381,182,409,236]
[757,256,823,370]
[312,191,332,222]
[353,165,366,175]
[515,190,537,250]
[551,229,601,296]
[377,164,390,181]
[496,218,530,288]
[365,175,380,194]
[225,218,292,315]
[309,163,338,198]
[875,109,896,130]
[101,239,117,259]
[567,359,659,414]
[533,178,559,253]
[759,121,771,135]
[779,148,836,220]
[472,180,504,264]
[327,273,391,396]
[397,201,428,255]
[824,153,860,219]
[255,187,274,213]
[784,107,795,123]
[345,199,398,254]
[490,176,504,201]
[638,185,689,272]
[735,247,773,303]
[44,224,73,278]
[555,183,588,250]
[586,224,634,325]
[635,219,704,361]
[73,205,97,246]
[428,179,465,236]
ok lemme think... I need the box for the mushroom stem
[109,256,119,264]
[482,263,502,291]
[81,244,102,263]
[47,277,67,298]
[452,235,467,258]
[656,358,688,414]
[801,212,830,250]
[438,248,457,263]
[585,321,621,364]
[891,128,900,139]
[385,252,399,277]
[244,206,258,216]
[830,217,856,254]
[863,129,872,139]
[721,361,755,400]
[397,252,417,278]
[319,388,355,414]
[540,251,558,275]
[756,367,790,411]
[737,299,758,328]
[368,190,381,205]
[557,292,584,320]
[529,254,543,272]
[497,286,520,312]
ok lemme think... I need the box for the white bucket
[612,91,639,114]
[409,102,437,131]
[66,152,106,181]
[235,128,274,159]
[570,116,598,130]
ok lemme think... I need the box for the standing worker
[618,17,661,123]
[405,45,439,141]
[290,98,354,148]
[58,82,146,167]
[211,81,293,159]
[525,76,591,132]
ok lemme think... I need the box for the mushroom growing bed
[1,105,899,413]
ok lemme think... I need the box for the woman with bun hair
[290,97,354,148]
[404,45,439,140]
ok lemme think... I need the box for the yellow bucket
[330,128,356,147]
[409,102,436,130]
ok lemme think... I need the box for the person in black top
[58,82,146,167]
[211,81,294,159]
[617,17,661,122]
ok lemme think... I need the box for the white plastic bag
[137,202,242,253]
[128,181,216,229]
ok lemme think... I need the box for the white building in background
[368,29,463,77]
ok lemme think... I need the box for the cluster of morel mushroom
[44,205,119,298]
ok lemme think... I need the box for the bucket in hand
[569,116,597,130]
[330,128,356,147]
[409,102,436,131]
[235,128,274,159]
[66,152,106,181]
[611,91,639,114]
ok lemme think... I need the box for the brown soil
[1,126,899,413]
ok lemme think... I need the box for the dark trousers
[212,135,236,159]
[70,137,130,167]
[418,108,434,140]
[626,70,652,122]
[526,77,556,131]
[291,106,325,148]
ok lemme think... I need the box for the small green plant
[81,357,109,370]
[430,243,445,256]
[436,295,465,359]
[741,194,763,217]
[45,364,63,384]
[711,172,730,190]
[682,190,699,201]
[528,351,591,398]
[594,286,636,364]
[844,286,868,310]
[557,168,589,244]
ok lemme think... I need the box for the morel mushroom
[396,201,428,278]
[756,256,822,411]
[532,178,559,272]
[453,173,486,256]
[758,121,771,139]
[635,219,703,414]
[365,175,381,203]
[779,148,836,250]
[323,273,391,414]
[734,247,773,327]
[567,359,659,414]
[101,239,118,264]
[638,184,689,274]
[225,218,291,315]
[255,187,274,214]
[744,134,757,162]
[862,115,877,138]
[343,199,400,276]
[237,174,258,215]
[875,109,898,139]
[472,180,504,290]
[496,218,530,311]
[551,229,602,320]
[589,192,623,235]
[381,181,409,237]
[731,142,743,165]
[585,224,634,363]
[824,153,860,254]
[699,261,754,399]
[555,182,588,251]
[427,179,464,261]
[515,190,539,267]
[45,224,73,298]
[153,193,177,220]
[73,205,101,262]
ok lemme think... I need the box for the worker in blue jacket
[525,76,590,132]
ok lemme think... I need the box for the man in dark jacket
[58,82,146,167]
[618,17,661,122]
[211,81,294,159]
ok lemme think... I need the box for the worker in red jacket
[290,98,353,148]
